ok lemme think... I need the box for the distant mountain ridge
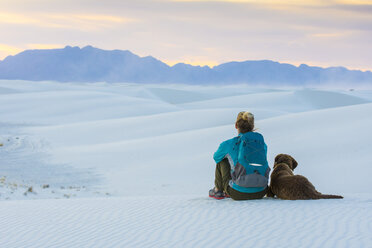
[0,45,371,85]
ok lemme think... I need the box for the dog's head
[274,154,298,170]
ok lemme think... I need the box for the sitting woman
[209,111,270,200]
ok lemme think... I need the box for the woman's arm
[213,138,236,164]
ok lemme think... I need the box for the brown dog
[267,154,343,200]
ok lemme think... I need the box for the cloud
[0,13,40,25]
[27,44,65,50]
[337,0,372,4]
[169,0,372,5]
[310,32,352,38]
[168,0,329,6]
[0,12,135,31]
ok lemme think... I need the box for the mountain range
[0,45,371,85]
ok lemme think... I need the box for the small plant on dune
[24,186,36,196]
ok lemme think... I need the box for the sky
[0,0,371,70]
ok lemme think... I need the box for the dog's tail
[314,193,343,199]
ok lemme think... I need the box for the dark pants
[215,158,267,201]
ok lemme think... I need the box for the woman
[209,111,270,200]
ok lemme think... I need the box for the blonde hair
[236,111,255,133]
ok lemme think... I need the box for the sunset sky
[0,0,371,70]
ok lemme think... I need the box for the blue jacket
[214,132,270,193]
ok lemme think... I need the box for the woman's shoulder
[241,131,265,141]
[220,136,239,145]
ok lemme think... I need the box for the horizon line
[0,45,371,73]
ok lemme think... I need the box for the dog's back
[269,154,343,200]
[270,163,315,200]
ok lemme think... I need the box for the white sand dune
[0,91,179,125]
[0,196,371,248]
[1,80,372,247]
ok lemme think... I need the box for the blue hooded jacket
[214,132,270,193]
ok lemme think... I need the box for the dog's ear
[290,156,298,170]
[274,154,286,165]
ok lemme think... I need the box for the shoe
[209,188,226,200]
